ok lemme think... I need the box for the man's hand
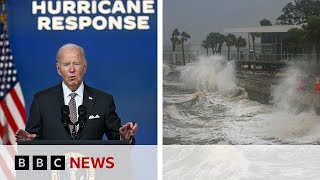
[119,122,138,140]
[15,129,36,142]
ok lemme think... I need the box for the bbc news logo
[15,154,115,170]
[15,156,65,170]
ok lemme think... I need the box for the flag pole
[0,0,8,116]
[0,0,7,32]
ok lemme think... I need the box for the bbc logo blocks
[32,156,47,170]
[15,156,65,170]
[15,156,29,170]
[51,156,65,170]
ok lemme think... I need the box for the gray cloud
[164,0,294,45]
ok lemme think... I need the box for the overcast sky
[163,0,294,45]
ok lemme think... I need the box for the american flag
[0,22,24,180]
[0,26,26,145]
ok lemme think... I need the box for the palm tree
[202,38,210,56]
[216,33,225,55]
[207,32,218,54]
[206,32,225,55]
[225,34,236,60]
[180,31,191,65]
[250,32,260,60]
[301,16,320,64]
[235,36,247,60]
[170,28,180,51]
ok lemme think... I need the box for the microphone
[61,105,71,134]
[61,105,70,127]
[77,105,87,134]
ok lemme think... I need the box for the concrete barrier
[236,76,274,104]
[236,75,320,114]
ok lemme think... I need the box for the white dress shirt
[62,81,84,130]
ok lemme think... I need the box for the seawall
[235,74,320,114]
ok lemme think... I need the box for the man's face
[57,48,87,91]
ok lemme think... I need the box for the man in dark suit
[15,43,137,142]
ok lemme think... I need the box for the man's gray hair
[56,43,87,64]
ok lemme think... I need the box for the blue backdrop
[6,0,157,144]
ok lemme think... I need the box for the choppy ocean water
[163,55,320,145]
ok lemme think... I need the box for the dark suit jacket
[25,83,121,140]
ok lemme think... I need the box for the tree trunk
[214,44,218,54]
[228,46,230,60]
[206,48,209,56]
[218,43,223,54]
[237,46,240,60]
[182,40,186,65]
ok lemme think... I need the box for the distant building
[224,25,303,62]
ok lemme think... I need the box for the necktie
[68,92,77,136]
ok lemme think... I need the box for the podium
[17,140,130,145]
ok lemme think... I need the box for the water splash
[266,66,320,143]
[271,67,302,112]
[164,55,320,144]
[163,63,172,76]
[180,55,238,94]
